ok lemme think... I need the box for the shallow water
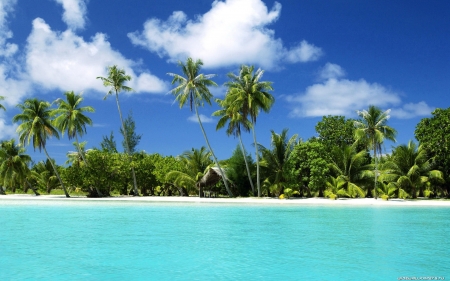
[1,200,449,280]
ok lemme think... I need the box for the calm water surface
[1,200,449,280]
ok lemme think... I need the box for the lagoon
[1,199,449,280]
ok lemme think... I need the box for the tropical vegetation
[0,60,448,200]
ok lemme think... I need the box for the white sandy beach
[1,194,450,206]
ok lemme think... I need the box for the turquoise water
[1,200,449,280]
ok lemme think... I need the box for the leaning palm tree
[12,98,70,197]
[167,57,233,197]
[213,98,255,195]
[97,66,139,196]
[0,139,39,195]
[224,65,275,197]
[354,105,397,199]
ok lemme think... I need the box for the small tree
[101,131,118,153]
[119,110,142,153]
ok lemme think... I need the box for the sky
[0,0,449,165]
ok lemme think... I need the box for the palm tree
[379,140,444,198]
[258,129,298,197]
[213,98,255,195]
[167,57,233,197]
[0,139,39,195]
[354,105,397,199]
[224,65,275,197]
[53,91,94,164]
[97,65,139,196]
[324,176,349,199]
[328,144,372,198]
[12,98,70,197]
[166,147,213,197]
[31,159,60,194]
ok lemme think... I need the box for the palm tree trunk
[43,146,70,198]
[75,135,103,197]
[252,122,261,197]
[195,105,233,197]
[238,132,255,195]
[373,141,378,200]
[115,92,139,196]
[26,180,40,196]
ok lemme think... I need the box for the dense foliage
[0,66,448,199]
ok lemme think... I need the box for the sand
[1,194,450,206]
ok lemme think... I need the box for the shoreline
[1,194,450,206]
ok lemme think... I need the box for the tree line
[0,58,449,199]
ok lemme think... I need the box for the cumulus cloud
[54,0,88,31]
[0,0,30,106]
[0,0,18,57]
[287,78,401,117]
[0,65,31,106]
[391,102,434,119]
[285,41,323,63]
[318,62,346,80]
[128,0,322,69]
[287,63,434,119]
[25,18,167,95]
[188,114,214,123]
[0,111,17,140]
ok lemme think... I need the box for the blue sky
[0,0,449,165]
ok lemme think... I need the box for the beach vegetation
[167,57,233,197]
[13,98,70,197]
[97,65,139,196]
[354,105,397,199]
[222,65,274,197]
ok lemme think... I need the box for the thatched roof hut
[197,167,228,188]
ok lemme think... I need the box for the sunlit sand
[1,194,450,206]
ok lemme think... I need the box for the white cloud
[25,18,167,96]
[188,114,214,123]
[128,0,322,69]
[287,78,401,117]
[0,64,31,106]
[0,0,30,105]
[287,63,434,119]
[54,0,88,31]
[134,73,169,94]
[0,112,17,141]
[391,102,434,119]
[318,62,346,80]
[285,40,323,63]
[0,0,18,57]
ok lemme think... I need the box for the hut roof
[197,167,228,188]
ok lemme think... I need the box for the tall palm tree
[328,144,372,198]
[379,140,444,198]
[213,98,255,195]
[224,65,275,197]
[97,65,139,196]
[354,105,397,199]
[167,57,233,197]
[0,139,39,195]
[258,129,298,196]
[12,98,70,197]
